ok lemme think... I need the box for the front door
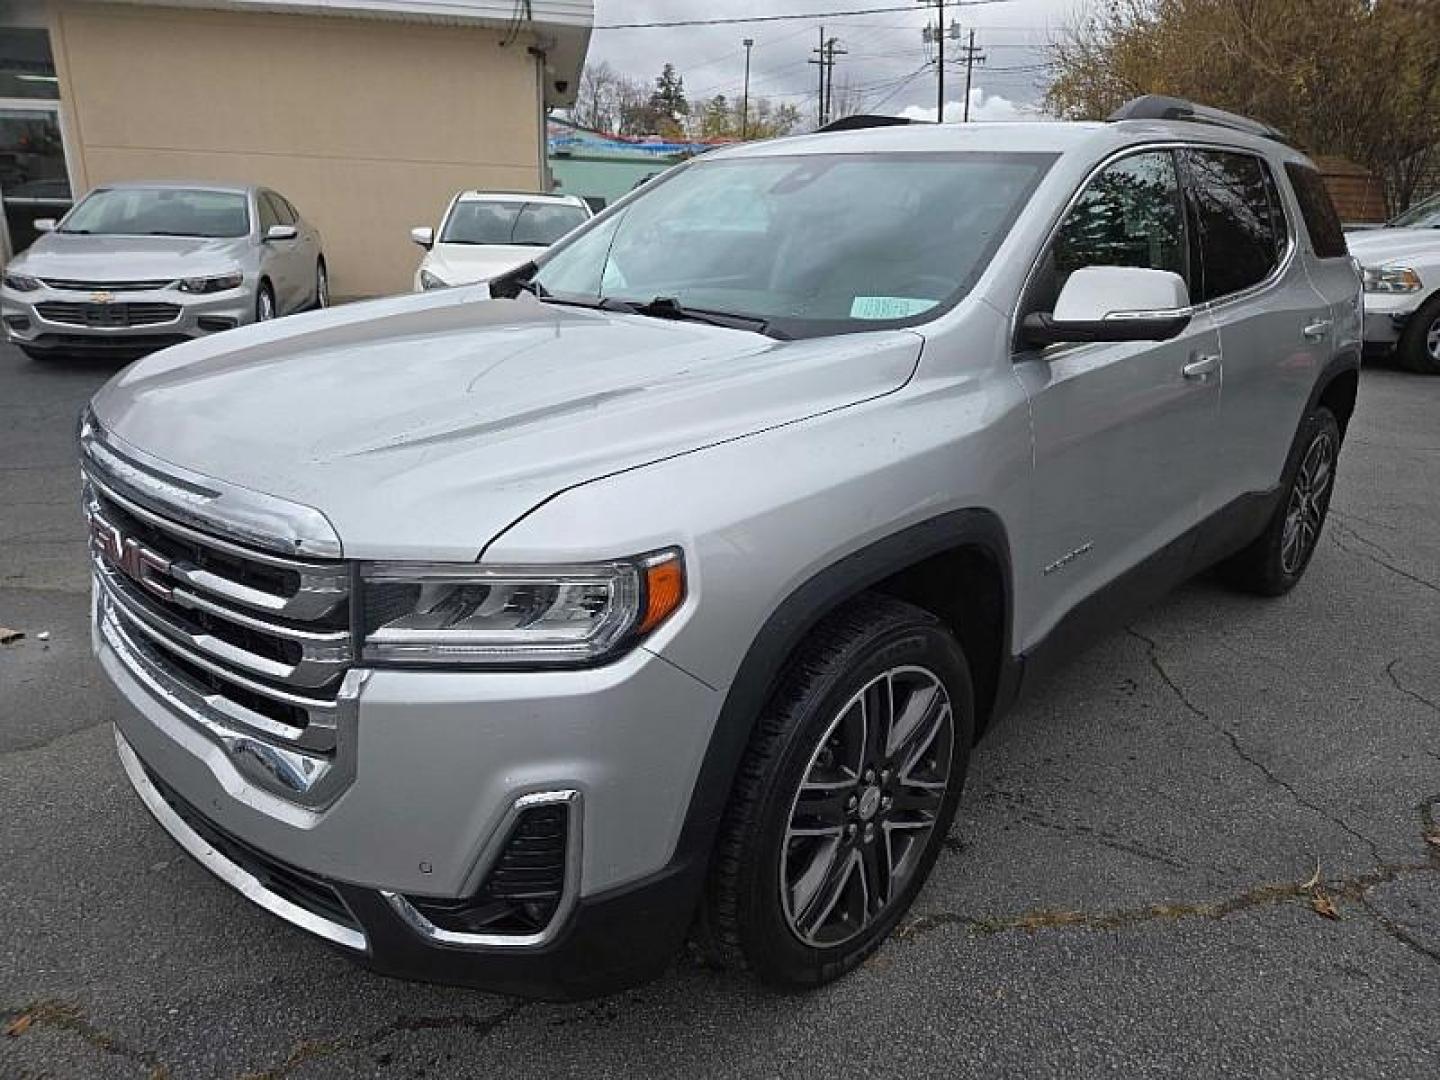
[1013,148,1222,648]
[0,102,72,262]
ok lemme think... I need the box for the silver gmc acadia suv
[82,97,1362,998]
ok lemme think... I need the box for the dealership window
[0,21,72,259]
[0,26,58,99]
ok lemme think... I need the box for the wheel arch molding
[671,507,1016,883]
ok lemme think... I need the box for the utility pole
[810,26,827,127]
[823,37,847,124]
[958,28,986,122]
[918,0,945,120]
[741,37,754,140]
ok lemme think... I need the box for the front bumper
[1361,291,1423,346]
[97,581,721,997]
[1,282,252,353]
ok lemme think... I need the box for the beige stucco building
[0,0,592,295]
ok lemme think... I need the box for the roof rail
[1108,95,1287,144]
[817,114,919,133]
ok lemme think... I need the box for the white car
[1346,191,1440,374]
[410,192,591,291]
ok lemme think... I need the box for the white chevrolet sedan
[410,192,591,291]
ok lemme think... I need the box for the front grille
[84,444,354,805]
[37,301,180,327]
[144,762,361,934]
[39,277,175,292]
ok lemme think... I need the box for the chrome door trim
[1009,140,1299,356]
[114,728,368,952]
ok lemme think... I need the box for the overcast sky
[583,0,1085,125]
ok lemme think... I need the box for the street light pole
[741,37,754,140]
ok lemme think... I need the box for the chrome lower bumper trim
[114,727,368,952]
[382,789,583,950]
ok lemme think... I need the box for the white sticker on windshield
[850,296,939,320]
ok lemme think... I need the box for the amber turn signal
[639,553,686,633]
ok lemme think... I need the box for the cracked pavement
[1,341,1437,1078]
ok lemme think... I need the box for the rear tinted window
[1284,164,1348,258]
[1184,150,1287,302]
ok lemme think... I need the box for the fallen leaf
[0,627,23,645]
[1311,891,1340,920]
[4,1013,33,1037]
[1300,859,1322,891]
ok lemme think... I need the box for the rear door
[1180,148,1335,513]
[1014,148,1223,643]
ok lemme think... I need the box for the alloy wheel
[1280,431,1335,574]
[317,265,329,309]
[1426,315,1440,362]
[780,665,954,948]
[257,289,275,322]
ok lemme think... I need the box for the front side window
[263,191,296,226]
[1184,150,1287,302]
[531,151,1056,339]
[60,188,250,238]
[1052,150,1186,288]
[257,192,283,231]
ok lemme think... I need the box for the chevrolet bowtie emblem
[90,290,115,304]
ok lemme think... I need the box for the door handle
[1303,319,1332,342]
[1182,354,1220,380]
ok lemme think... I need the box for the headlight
[177,272,243,294]
[1362,265,1422,294]
[2,272,40,292]
[359,549,686,667]
[419,268,449,290]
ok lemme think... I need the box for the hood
[1344,227,1440,266]
[13,232,248,282]
[91,290,922,560]
[425,243,539,286]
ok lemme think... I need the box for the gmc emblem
[88,509,174,601]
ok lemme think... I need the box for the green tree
[1045,0,1440,211]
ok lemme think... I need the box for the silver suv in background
[2,182,326,360]
[83,97,1361,999]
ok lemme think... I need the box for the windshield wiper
[600,296,777,337]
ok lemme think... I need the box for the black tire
[1220,406,1342,596]
[698,593,975,988]
[1396,292,1440,375]
[313,259,329,310]
[255,281,276,323]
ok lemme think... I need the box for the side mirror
[1022,266,1192,347]
[32,218,56,233]
[264,224,298,242]
[410,226,434,249]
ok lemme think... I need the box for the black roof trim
[817,114,920,133]
[1108,95,1288,145]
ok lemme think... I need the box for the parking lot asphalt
[0,339,1437,1079]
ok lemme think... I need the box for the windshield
[441,200,589,246]
[60,188,250,238]
[1389,191,1440,229]
[530,151,1054,338]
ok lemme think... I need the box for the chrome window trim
[113,728,367,952]
[1010,140,1299,355]
[381,790,583,951]
[80,412,343,559]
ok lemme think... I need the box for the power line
[593,1,1012,30]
